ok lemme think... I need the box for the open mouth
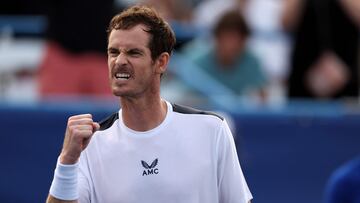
[115,73,131,80]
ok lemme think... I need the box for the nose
[115,52,128,65]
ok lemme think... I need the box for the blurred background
[1,0,360,202]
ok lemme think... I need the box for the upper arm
[340,0,360,27]
[281,0,305,31]
[217,121,253,203]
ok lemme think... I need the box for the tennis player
[47,5,252,203]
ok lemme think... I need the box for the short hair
[107,5,176,60]
[214,10,250,38]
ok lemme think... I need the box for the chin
[111,87,125,97]
[111,88,135,98]
[112,90,126,97]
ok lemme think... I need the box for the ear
[155,52,170,74]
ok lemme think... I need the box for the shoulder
[170,103,227,133]
[191,46,214,66]
[98,112,119,131]
[170,103,232,141]
[171,103,224,121]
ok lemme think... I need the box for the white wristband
[49,158,79,200]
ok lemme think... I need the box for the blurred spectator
[140,0,197,48]
[324,156,360,203]
[282,0,360,99]
[38,0,116,98]
[140,0,192,22]
[187,10,267,101]
[192,0,289,103]
[244,0,290,104]
[193,0,246,32]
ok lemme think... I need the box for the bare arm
[46,195,77,203]
[281,0,305,31]
[47,114,99,203]
[340,0,360,27]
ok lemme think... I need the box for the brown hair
[214,10,250,38]
[107,5,176,60]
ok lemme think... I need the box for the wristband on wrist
[49,157,79,200]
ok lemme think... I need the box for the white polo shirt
[78,101,252,203]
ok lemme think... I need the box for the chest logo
[141,158,159,176]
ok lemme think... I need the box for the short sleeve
[216,120,253,203]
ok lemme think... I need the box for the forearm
[48,157,79,202]
[47,114,97,203]
[340,0,360,27]
[281,0,304,31]
[46,195,77,203]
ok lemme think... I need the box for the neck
[120,95,168,132]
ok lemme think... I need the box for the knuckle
[84,130,93,137]
[84,118,93,123]
[68,126,77,135]
[68,115,77,121]
[72,128,81,136]
[67,125,73,132]
[67,119,74,126]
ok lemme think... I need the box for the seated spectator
[187,10,267,101]
[324,156,360,203]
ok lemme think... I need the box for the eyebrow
[127,48,145,53]
[107,47,145,54]
[107,47,117,52]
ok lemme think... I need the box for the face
[107,24,165,98]
[215,30,245,66]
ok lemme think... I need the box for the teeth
[115,73,130,79]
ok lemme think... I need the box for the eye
[127,49,143,57]
[107,48,119,56]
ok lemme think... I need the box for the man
[47,5,252,203]
[189,10,267,101]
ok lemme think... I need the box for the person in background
[46,5,252,203]
[190,9,267,101]
[140,0,197,48]
[282,0,360,99]
[38,0,116,98]
[193,0,246,31]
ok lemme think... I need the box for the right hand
[306,51,349,98]
[60,114,100,165]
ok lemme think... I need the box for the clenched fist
[60,114,100,165]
